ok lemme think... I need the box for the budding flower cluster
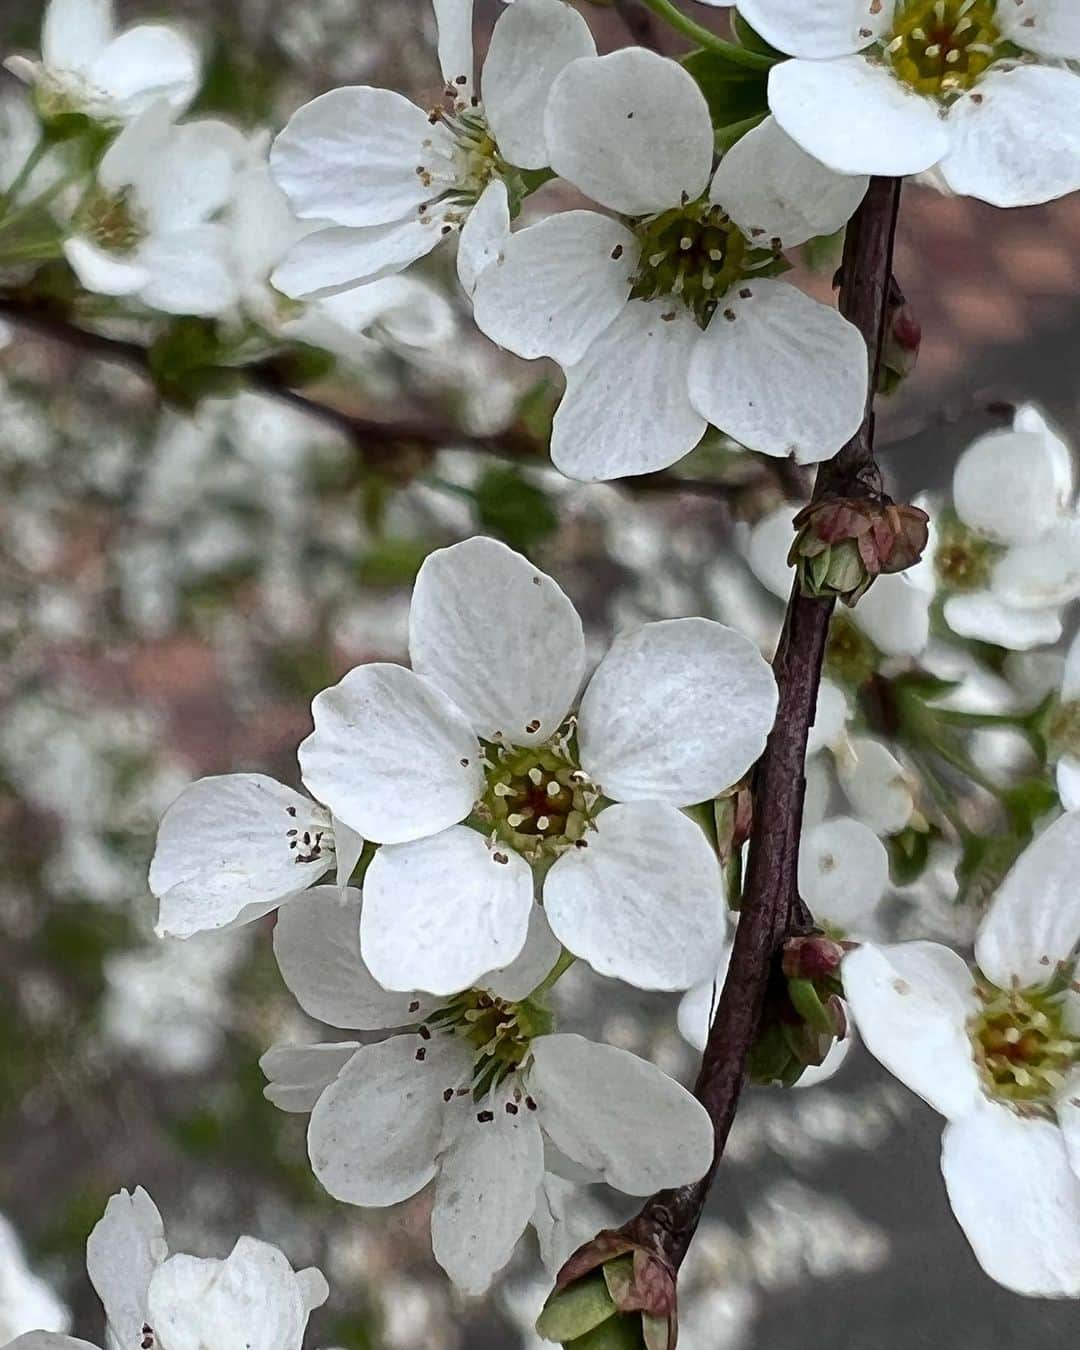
[789,496,930,605]
[750,935,847,1088]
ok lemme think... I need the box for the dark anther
[477,1110,495,1123]
[286,806,297,816]
[415,1047,426,1062]
[525,1096,538,1111]
[611,244,624,259]
[505,1102,519,1115]
[408,1000,421,1013]
[443,1087,455,1102]
[419,1025,432,1040]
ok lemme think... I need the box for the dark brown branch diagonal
[594,177,904,1276]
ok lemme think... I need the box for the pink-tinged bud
[879,284,921,394]
[782,934,845,982]
[789,496,930,605]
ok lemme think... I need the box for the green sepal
[567,1315,645,1350]
[732,13,784,59]
[537,1273,617,1343]
[787,978,835,1035]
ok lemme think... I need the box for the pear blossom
[296,535,778,995]
[679,815,889,1083]
[471,52,869,479]
[4,0,200,125]
[261,886,714,1295]
[149,773,364,939]
[5,1187,328,1350]
[935,405,1080,651]
[743,0,1080,206]
[843,809,1080,1295]
[63,101,240,316]
[268,0,596,300]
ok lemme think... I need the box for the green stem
[929,731,1003,799]
[532,947,577,1000]
[0,135,50,211]
[638,0,775,67]
[908,748,974,842]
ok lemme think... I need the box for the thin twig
[607,178,904,1274]
[0,292,804,503]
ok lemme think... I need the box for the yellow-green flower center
[471,724,600,865]
[933,515,1000,592]
[825,612,879,687]
[425,988,553,1100]
[882,0,1005,101]
[81,187,143,255]
[630,200,782,328]
[419,106,524,223]
[970,973,1079,1105]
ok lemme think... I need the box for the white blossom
[744,0,1080,205]
[62,101,241,316]
[0,1215,68,1345]
[843,810,1080,1295]
[6,1188,327,1350]
[471,51,869,478]
[294,536,777,994]
[4,0,200,125]
[261,886,713,1295]
[149,773,364,939]
[269,0,595,299]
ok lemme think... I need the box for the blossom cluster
[4,0,1080,1344]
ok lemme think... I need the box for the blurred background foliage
[2,3,1080,1349]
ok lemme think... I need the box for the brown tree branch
[604,178,904,1275]
[0,292,804,503]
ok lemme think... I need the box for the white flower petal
[63,237,148,297]
[146,1239,321,1350]
[531,1173,614,1277]
[544,49,713,215]
[943,591,1062,651]
[433,0,476,95]
[87,1188,166,1348]
[974,811,1080,989]
[361,827,534,995]
[991,517,1080,610]
[543,801,725,990]
[1060,629,1080,702]
[42,0,112,72]
[794,1028,854,1089]
[150,774,333,939]
[852,571,933,658]
[333,816,364,888]
[807,678,848,756]
[273,886,430,1029]
[941,1104,1080,1297]
[841,941,981,1119]
[768,55,950,177]
[456,178,509,296]
[271,218,447,300]
[735,0,890,58]
[483,0,596,169]
[88,25,200,118]
[471,211,636,365]
[1059,1068,1080,1180]
[1013,403,1075,498]
[410,536,585,746]
[260,1041,361,1113]
[953,426,1073,544]
[578,618,777,805]
[299,663,482,845]
[1058,757,1080,812]
[529,1034,713,1193]
[744,503,798,601]
[430,1092,544,1294]
[677,941,732,1053]
[480,903,562,1002]
[137,225,238,317]
[550,299,707,481]
[799,817,888,935]
[308,1034,469,1205]
[710,115,868,250]
[135,124,235,233]
[940,66,1080,208]
[999,0,1080,58]
[836,736,914,835]
[688,279,867,464]
[4,1339,97,1350]
[270,87,453,226]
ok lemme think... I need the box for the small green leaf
[682,50,769,131]
[473,465,558,555]
[568,1316,645,1350]
[887,825,934,886]
[536,1274,617,1343]
[355,537,434,587]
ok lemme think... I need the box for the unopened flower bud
[789,496,930,606]
[538,1229,678,1350]
[782,934,845,982]
[714,781,753,865]
[879,299,921,395]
